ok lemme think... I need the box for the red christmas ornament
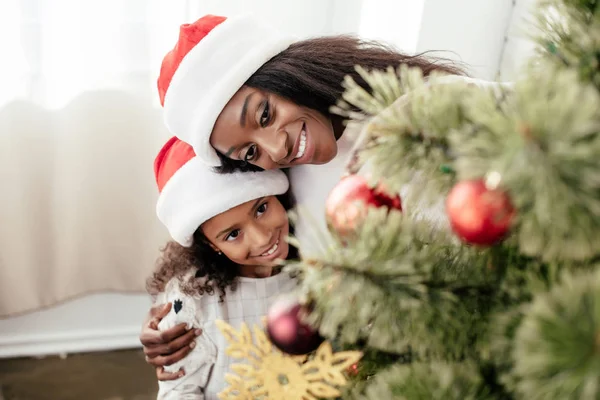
[347,362,360,377]
[266,296,323,355]
[446,179,515,245]
[325,175,402,236]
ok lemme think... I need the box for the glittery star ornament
[215,320,362,400]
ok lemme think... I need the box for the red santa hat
[157,15,295,167]
[154,137,290,246]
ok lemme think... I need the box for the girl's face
[210,86,338,170]
[201,195,290,268]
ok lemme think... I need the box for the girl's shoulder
[155,269,209,303]
[156,269,212,331]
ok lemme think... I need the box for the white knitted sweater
[155,270,297,399]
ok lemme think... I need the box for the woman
[148,136,297,398]
[143,14,497,379]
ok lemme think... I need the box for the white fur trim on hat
[156,157,289,246]
[163,15,296,166]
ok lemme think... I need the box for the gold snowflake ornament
[215,320,362,400]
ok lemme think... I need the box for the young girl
[147,136,298,399]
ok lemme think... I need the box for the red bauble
[266,297,323,355]
[325,175,402,235]
[347,362,360,377]
[446,179,515,245]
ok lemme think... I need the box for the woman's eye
[225,229,240,242]
[244,145,258,162]
[260,102,270,127]
[256,202,268,216]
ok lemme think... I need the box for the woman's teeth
[294,130,307,159]
[262,240,279,256]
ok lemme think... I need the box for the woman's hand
[140,303,202,381]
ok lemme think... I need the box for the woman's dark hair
[216,35,466,173]
[146,191,297,301]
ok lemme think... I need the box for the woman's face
[201,195,290,268]
[210,86,338,170]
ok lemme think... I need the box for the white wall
[416,0,515,79]
[498,0,538,80]
[184,0,364,38]
[358,0,426,53]
[357,0,534,80]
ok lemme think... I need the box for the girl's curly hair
[146,190,297,302]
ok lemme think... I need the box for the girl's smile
[201,195,290,273]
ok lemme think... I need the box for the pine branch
[533,0,600,88]
[286,208,497,356]
[332,64,434,123]
[507,268,600,400]
[452,65,600,261]
[336,68,502,207]
[348,362,488,400]
[332,61,600,262]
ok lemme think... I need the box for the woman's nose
[257,129,288,166]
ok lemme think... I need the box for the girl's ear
[199,227,221,254]
[208,242,221,254]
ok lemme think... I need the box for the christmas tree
[266,0,600,399]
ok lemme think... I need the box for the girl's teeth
[262,240,279,256]
[294,131,307,159]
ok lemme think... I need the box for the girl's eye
[256,202,268,216]
[244,144,258,162]
[225,229,240,242]
[260,101,270,127]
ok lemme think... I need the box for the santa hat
[154,137,289,246]
[158,15,296,166]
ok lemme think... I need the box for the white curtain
[0,0,195,110]
[0,0,363,317]
[0,0,189,317]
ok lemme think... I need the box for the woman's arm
[140,303,203,380]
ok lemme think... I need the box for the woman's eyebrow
[239,93,255,128]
